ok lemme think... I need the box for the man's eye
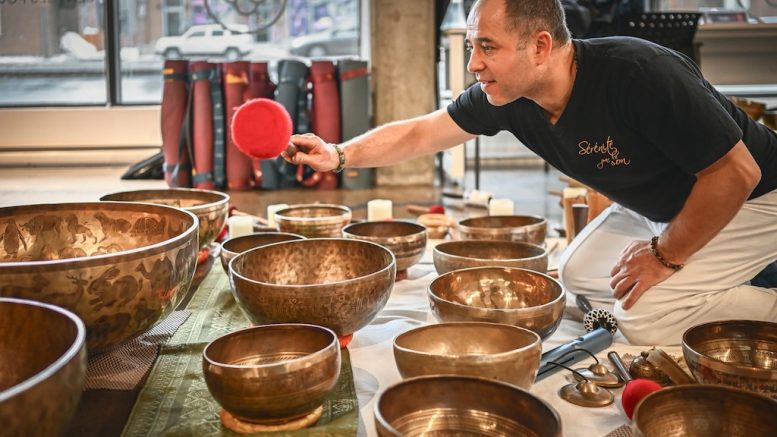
[482,45,493,53]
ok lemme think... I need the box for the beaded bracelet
[333,144,346,173]
[650,236,684,271]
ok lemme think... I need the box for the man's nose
[466,49,483,73]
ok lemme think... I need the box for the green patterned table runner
[122,265,359,436]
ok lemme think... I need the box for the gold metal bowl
[393,322,541,389]
[456,215,547,245]
[682,320,777,398]
[230,238,395,338]
[274,204,352,238]
[433,240,548,275]
[428,267,565,341]
[375,375,562,437]
[730,96,766,121]
[632,385,777,437]
[342,221,427,271]
[202,324,340,424]
[0,297,87,437]
[0,202,198,353]
[100,188,229,249]
[220,232,304,274]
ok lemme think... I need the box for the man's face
[465,0,535,106]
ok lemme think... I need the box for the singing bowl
[220,232,304,274]
[100,188,229,249]
[203,324,340,423]
[230,238,395,337]
[682,320,777,398]
[393,322,541,389]
[428,267,565,341]
[342,221,427,271]
[375,375,562,437]
[0,298,87,437]
[0,202,198,353]
[433,240,548,275]
[632,385,777,437]
[274,204,352,238]
[456,215,547,245]
[730,96,766,121]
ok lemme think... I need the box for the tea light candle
[367,199,393,221]
[489,198,514,216]
[266,203,288,228]
[228,216,253,239]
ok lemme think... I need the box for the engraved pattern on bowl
[101,188,229,249]
[274,204,352,238]
[0,202,198,353]
[220,232,304,274]
[230,238,395,336]
[428,267,566,341]
[433,240,548,275]
[342,221,427,271]
[456,215,547,245]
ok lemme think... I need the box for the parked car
[289,27,359,57]
[155,24,253,60]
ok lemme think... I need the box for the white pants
[559,189,777,346]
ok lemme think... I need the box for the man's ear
[533,31,554,64]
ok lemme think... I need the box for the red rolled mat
[190,61,216,189]
[222,61,254,191]
[161,59,192,188]
[248,62,277,185]
[309,60,341,190]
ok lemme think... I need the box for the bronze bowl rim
[682,319,777,378]
[342,220,427,239]
[0,297,86,402]
[229,237,397,289]
[393,321,542,359]
[274,204,352,222]
[428,266,566,314]
[434,240,547,263]
[0,202,198,271]
[99,187,230,214]
[220,232,306,259]
[457,214,548,230]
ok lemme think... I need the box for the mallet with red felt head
[230,98,298,160]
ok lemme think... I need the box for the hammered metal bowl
[274,204,352,238]
[682,320,777,398]
[0,298,87,437]
[101,188,229,249]
[433,240,547,275]
[230,238,395,337]
[203,324,340,423]
[456,215,547,245]
[375,375,562,437]
[0,202,198,353]
[428,267,565,341]
[632,385,777,437]
[393,322,541,389]
[220,232,304,274]
[343,221,427,271]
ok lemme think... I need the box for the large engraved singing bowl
[101,188,229,249]
[428,267,565,341]
[632,385,777,437]
[230,238,395,339]
[393,322,541,389]
[456,215,547,245]
[433,240,548,275]
[342,221,427,271]
[220,232,304,274]
[203,324,340,424]
[682,320,777,398]
[0,298,87,437]
[0,202,198,353]
[274,204,352,238]
[375,375,562,437]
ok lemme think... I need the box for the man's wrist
[650,236,684,271]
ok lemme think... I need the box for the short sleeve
[447,84,502,136]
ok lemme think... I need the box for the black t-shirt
[448,37,777,222]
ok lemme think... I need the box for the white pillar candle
[489,198,514,216]
[228,216,254,239]
[266,203,288,228]
[367,199,393,221]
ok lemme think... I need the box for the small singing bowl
[632,384,777,437]
[428,267,565,341]
[220,232,304,274]
[342,221,427,271]
[375,375,562,437]
[229,238,395,339]
[730,96,766,121]
[393,322,541,389]
[0,298,87,437]
[274,204,352,238]
[101,188,229,249]
[456,215,547,245]
[682,320,777,398]
[202,324,340,424]
[433,240,548,275]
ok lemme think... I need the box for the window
[656,0,777,23]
